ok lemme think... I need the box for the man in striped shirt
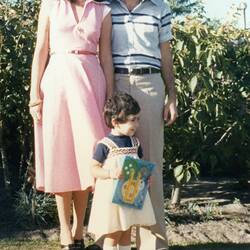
[111,0,177,249]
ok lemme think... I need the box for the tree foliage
[167,0,204,17]
[0,0,39,193]
[165,17,250,183]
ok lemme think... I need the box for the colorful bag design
[112,156,155,209]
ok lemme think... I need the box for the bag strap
[130,136,140,148]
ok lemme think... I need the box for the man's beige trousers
[115,73,169,250]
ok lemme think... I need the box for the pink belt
[50,49,96,56]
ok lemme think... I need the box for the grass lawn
[0,240,250,250]
[0,239,58,250]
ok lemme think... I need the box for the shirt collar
[149,0,162,7]
[114,0,161,7]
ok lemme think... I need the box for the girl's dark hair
[104,92,141,128]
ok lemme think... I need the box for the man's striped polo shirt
[111,0,173,70]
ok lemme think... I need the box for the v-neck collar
[68,0,89,25]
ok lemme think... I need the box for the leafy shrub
[0,0,39,193]
[14,188,58,228]
[164,18,250,182]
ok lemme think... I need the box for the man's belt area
[114,67,161,75]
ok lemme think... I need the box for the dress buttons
[77,26,84,32]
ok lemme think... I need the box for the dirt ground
[165,179,250,245]
[1,178,250,247]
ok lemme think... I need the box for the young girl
[88,93,156,250]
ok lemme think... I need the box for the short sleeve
[102,5,111,20]
[93,143,110,163]
[41,0,58,17]
[41,0,56,10]
[159,2,173,43]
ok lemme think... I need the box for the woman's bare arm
[30,1,50,103]
[99,12,114,99]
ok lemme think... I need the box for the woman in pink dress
[29,0,113,249]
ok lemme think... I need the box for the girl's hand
[148,175,154,188]
[29,103,42,122]
[109,167,123,179]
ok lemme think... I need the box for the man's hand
[164,99,178,126]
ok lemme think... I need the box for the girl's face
[112,113,140,136]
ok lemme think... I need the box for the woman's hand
[99,12,114,101]
[29,103,42,122]
[148,175,154,188]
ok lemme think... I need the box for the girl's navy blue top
[93,133,143,163]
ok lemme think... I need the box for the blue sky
[203,0,250,28]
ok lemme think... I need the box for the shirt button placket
[127,12,133,73]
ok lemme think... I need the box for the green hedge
[0,0,39,193]
[165,18,250,180]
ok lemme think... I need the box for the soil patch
[165,178,250,245]
[0,178,249,247]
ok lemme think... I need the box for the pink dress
[34,0,110,193]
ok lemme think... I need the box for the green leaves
[174,165,184,177]
[176,40,184,51]
[165,17,250,186]
[206,49,213,67]
[1,0,40,192]
[173,162,200,184]
[189,75,198,93]
[168,0,204,17]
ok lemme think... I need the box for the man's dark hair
[104,92,141,128]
